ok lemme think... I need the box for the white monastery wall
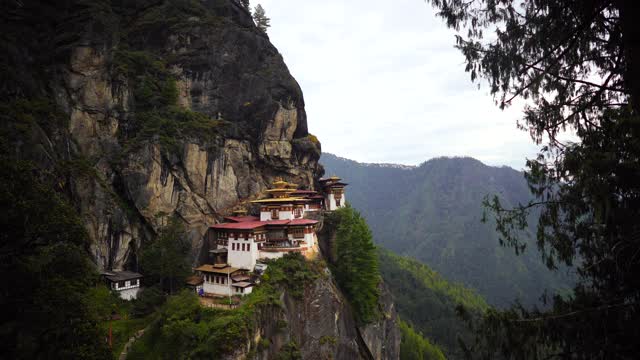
[118,287,141,300]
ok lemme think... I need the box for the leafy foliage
[379,249,487,358]
[421,0,640,358]
[140,217,192,294]
[128,290,253,359]
[132,286,167,318]
[0,159,111,360]
[260,252,319,299]
[328,205,381,324]
[275,341,302,360]
[399,320,447,360]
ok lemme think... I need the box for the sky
[259,0,540,170]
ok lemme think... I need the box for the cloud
[258,0,540,170]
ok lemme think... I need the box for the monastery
[194,176,348,297]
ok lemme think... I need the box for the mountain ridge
[321,152,574,307]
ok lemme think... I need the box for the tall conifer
[252,4,270,33]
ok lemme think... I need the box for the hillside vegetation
[322,153,574,307]
[379,249,487,359]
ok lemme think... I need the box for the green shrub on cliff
[331,205,380,324]
[112,49,224,152]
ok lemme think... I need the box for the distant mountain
[321,153,574,307]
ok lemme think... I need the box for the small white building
[194,264,255,296]
[102,271,143,300]
[319,176,348,211]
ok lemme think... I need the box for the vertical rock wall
[8,0,321,270]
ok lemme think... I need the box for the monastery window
[271,209,279,219]
[294,207,302,218]
[335,199,341,207]
[118,281,125,288]
[131,279,138,286]
[292,228,304,238]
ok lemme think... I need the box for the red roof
[288,219,319,225]
[224,216,259,223]
[211,218,317,231]
[212,221,267,230]
[265,220,291,225]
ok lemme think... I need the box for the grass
[104,316,154,359]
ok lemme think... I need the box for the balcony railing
[263,241,299,248]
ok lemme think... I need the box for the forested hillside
[322,153,574,307]
[379,249,487,359]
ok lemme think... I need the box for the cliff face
[3,1,399,358]
[3,0,321,270]
[231,267,400,360]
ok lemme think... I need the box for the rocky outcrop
[5,0,321,270]
[3,2,399,358]
[311,218,402,360]
[229,266,400,360]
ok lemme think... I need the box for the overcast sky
[259,0,540,170]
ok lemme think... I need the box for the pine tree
[140,216,191,294]
[252,4,270,33]
[333,206,380,324]
[421,0,640,358]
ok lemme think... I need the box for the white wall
[259,250,286,260]
[260,208,294,220]
[118,287,141,300]
[228,238,259,270]
[233,286,253,296]
[304,232,315,248]
[202,275,232,296]
[325,193,337,210]
[325,192,346,210]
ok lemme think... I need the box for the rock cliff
[3,0,321,270]
[2,1,399,358]
[229,264,400,360]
